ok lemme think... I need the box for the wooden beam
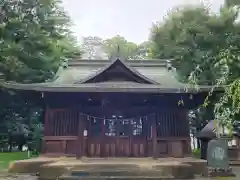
[43,136,77,140]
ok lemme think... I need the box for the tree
[0,0,81,83]
[0,0,81,152]
[225,0,240,7]
[81,35,152,60]
[82,36,108,60]
[187,5,240,130]
[103,35,138,59]
[150,3,240,135]
[0,90,43,152]
[150,4,240,85]
[135,41,154,59]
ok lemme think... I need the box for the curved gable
[76,59,159,84]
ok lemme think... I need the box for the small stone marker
[206,139,235,177]
[207,139,228,168]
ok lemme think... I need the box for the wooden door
[86,115,149,157]
[86,116,102,157]
[122,118,148,157]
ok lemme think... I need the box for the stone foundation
[8,157,57,174]
[8,157,207,180]
[204,167,236,178]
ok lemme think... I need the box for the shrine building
[2,57,216,158]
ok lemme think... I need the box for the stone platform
[8,157,207,180]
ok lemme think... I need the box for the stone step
[59,175,175,180]
[71,170,167,177]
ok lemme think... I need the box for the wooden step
[59,175,175,180]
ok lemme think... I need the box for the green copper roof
[53,58,183,87]
[1,58,218,93]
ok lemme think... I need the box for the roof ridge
[67,58,173,68]
[75,58,159,84]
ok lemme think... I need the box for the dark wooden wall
[45,109,79,136]
[156,109,189,137]
[41,91,198,157]
[43,107,191,157]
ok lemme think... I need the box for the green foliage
[82,36,107,59]
[151,3,240,134]
[150,4,240,84]
[0,0,81,83]
[0,90,43,152]
[192,148,200,158]
[0,0,81,154]
[103,35,138,59]
[225,0,240,7]
[0,151,37,169]
[82,35,152,60]
[27,122,43,153]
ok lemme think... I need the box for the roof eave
[1,82,224,93]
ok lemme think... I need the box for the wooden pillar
[76,113,84,159]
[44,106,50,136]
[152,114,157,158]
[116,117,120,157]
[100,118,105,157]
[182,109,191,156]
[42,106,49,154]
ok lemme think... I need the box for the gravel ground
[0,174,37,180]
[0,167,239,180]
[194,167,240,180]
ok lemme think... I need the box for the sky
[62,0,224,44]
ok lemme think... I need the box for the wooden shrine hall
[2,57,216,158]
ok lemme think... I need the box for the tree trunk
[8,143,12,152]
[18,144,23,151]
[8,135,13,152]
[197,139,201,149]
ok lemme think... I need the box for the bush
[192,148,201,158]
